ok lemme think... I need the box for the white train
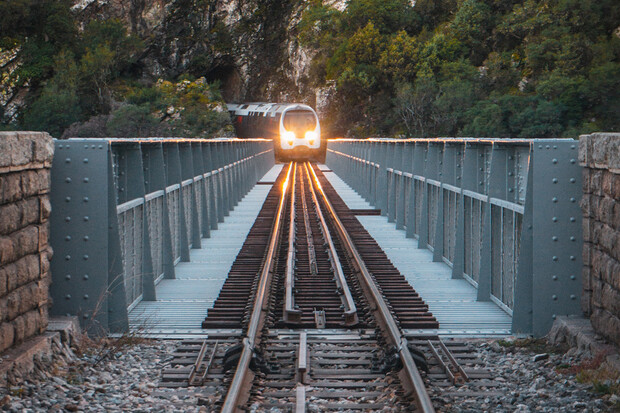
[227,102,323,161]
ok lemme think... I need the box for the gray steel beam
[50,138,274,333]
[325,137,584,336]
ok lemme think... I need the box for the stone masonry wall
[0,132,54,354]
[579,132,620,346]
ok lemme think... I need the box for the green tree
[22,50,81,137]
[345,0,418,34]
[3,0,77,87]
[394,79,441,137]
[462,100,507,137]
[379,31,419,81]
[106,104,159,137]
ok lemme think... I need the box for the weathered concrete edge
[0,316,80,386]
[547,315,619,369]
[579,132,620,172]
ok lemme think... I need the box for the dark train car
[227,102,323,162]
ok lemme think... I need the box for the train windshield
[283,110,316,134]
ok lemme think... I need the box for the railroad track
[161,162,492,412]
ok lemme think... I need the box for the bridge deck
[128,165,284,337]
[130,163,510,338]
[319,165,512,337]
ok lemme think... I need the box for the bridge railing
[50,138,274,333]
[326,138,583,336]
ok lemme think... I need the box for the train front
[278,105,321,160]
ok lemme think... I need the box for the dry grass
[557,350,620,397]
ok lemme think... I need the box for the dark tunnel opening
[205,65,245,103]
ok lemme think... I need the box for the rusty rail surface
[284,163,302,323]
[221,163,294,413]
[302,163,358,326]
[306,163,436,413]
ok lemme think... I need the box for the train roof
[227,102,316,117]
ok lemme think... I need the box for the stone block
[12,226,38,261]
[6,287,19,321]
[36,169,50,195]
[598,197,615,227]
[20,284,38,316]
[36,277,50,307]
[0,203,21,235]
[610,261,620,290]
[591,134,613,169]
[582,265,591,290]
[4,261,17,292]
[592,278,603,308]
[580,194,591,219]
[13,314,25,343]
[581,290,591,316]
[21,197,41,228]
[39,196,51,221]
[582,169,592,194]
[578,134,592,166]
[0,236,16,266]
[5,283,40,322]
[14,255,40,290]
[0,296,7,322]
[0,265,6,297]
[40,248,51,275]
[38,222,49,251]
[602,170,614,198]
[0,322,14,353]
[38,306,48,333]
[582,241,592,266]
[0,133,32,169]
[590,195,602,219]
[0,134,14,168]
[582,217,591,243]
[0,173,22,205]
[590,170,604,196]
[20,170,40,198]
[23,310,39,339]
[612,173,620,200]
[591,220,603,247]
[600,255,616,286]
[590,248,604,276]
[31,133,54,164]
[12,134,34,167]
[601,284,620,317]
[591,308,620,347]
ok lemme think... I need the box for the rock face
[74,0,321,104]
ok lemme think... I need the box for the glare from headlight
[282,131,295,145]
[305,131,318,141]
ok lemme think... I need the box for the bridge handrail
[49,138,275,333]
[326,138,583,336]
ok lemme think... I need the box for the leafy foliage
[299,0,620,138]
[2,2,230,138]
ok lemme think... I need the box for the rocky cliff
[73,0,322,105]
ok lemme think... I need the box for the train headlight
[282,131,295,145]
[305,131,318,144]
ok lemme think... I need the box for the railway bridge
[44,137,583,338]
[3,132,619,411]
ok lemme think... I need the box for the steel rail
[306,163,436,413]
[284,163,302,323]
[303,163,358,326]
[299,172,318,275]
[221,162,294,413]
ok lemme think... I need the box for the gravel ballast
[1,337,617,412]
